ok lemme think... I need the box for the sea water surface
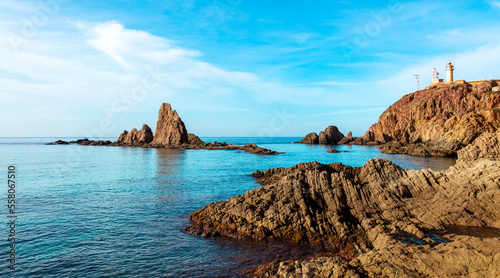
[0,137,456,277]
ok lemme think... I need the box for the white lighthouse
[446,61,454,83]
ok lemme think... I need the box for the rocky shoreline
[186,130,500,277]
[295,80,500,158]
[48,103,279,155]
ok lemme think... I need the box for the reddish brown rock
[50,102,280,155]
[338,131,354,145]
[225,143,279,155]
[114,124,153,146]
[187,133,205,145]
[297,125,344,145]
[187,130,500,277]
[318,131,328,144]
[324,125,344,144]
[364,80,500,154]
[151,103,188,147]
[296,132,319,144]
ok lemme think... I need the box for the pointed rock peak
[160,103,173,112]
[152,102,188,147]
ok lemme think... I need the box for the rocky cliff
[296,125,344,144]
[186,129,500,277]
[365,80,500,156]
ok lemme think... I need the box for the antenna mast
[413,74,420,91]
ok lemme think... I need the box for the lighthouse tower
[446,61,454,83]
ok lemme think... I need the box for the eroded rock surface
[338,131,354,145]
[151,103,189,147]
[114,124,154,146]
[186,130,500,277]
[297,126,344,145]
[187,133,205,145]
[297,132,319,144]
[364,81,500,155]
[48,102,279,155]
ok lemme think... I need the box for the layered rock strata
[186,130,500,277]
[363,80,500,156]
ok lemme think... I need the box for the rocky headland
[295,80,500,157]
[186,129,500,277]
[48,103,278,155]
[366,80,500,156]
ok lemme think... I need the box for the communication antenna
[413,74,420,91]
[432,68,439,82]
[453,52,455,68]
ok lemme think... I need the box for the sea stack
[152,103,189,147]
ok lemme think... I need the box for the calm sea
[0,137,456,277]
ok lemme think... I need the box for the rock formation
[186,130,500,277]
[47,139,113,146]
[363,80,500,156]
[151,103,189,147]
[338,131,354,145]
[187,133,205,145]
[297,132,319,144]
[296,125,344,145]
[226,143,280,155]
[47,140,69,145]
[48,102,280,155]
[114,124,153,146]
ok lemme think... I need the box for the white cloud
[0,15,269,136]
[82,21,200,69]
[490,1,500,8]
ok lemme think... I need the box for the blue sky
[2,0,500,137]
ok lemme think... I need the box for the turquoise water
[0,137,456,277]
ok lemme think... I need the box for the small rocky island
[49,103,278,155]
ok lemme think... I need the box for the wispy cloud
[490,1,500,8]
